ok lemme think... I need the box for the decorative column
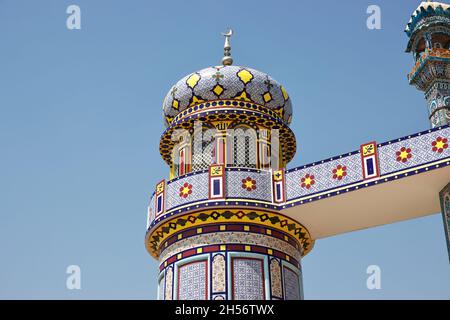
[405,2,450,128]
[439,183,450,264]
[170,130,192,178]
[149,30,300,300]
[259,128,271,170]
[212,121,231,166]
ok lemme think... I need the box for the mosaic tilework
[147,209,312,259]
[227,170,272,202]
[212,254,226,293]
[283,266,300,300]
[378,127,450,175]
[161,250,303,300]
[166,172,209,209]
[148,126,450,248]
[158,275,164,300]
[162,66,292,126]
[161,223,300,252]
[165,266,173,300]
[283,127,449,201]
[160,243,300,272]
[425,79,450,128]
[147,195,155,229]
[285,153,362,200]
[178,261,208,300]
[159,231,301,263]
[270,258,282,299]
[405,2,450,39]
[159,110,297,166]
[162,170,275,213]
[232,258,265,300]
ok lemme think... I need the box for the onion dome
[162,65,293,127]
[158,30,297,167]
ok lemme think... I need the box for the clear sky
[0,0,449,299]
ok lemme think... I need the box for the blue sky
[0,0,449,299]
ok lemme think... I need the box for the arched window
[432,32,450,50]
[228,125,257,168]
[171,131,191,178]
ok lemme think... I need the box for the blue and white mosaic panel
[226,170,272,202]
[178,261,207,300]
[166,172,209,209]
[232,258,265,300]
[378,127,450,175]
[283,266,300,300]
[147,126,450,227]
[285,153,362,200]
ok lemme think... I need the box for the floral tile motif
[242,177,257,191]
[284,127,450,202]
[179,183,193,198]
[286,153,362,200]
[166,172,208,209]
[332,164,347,180]
[148,127,450,226]
[395,147,412,163]
[378,128,450,175]
[227,170,272,201]
[300,174,315,189]
[432,136,448,153]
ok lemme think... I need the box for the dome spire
[221,29,233,66]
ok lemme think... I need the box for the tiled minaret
[406,3,450,260]
[406,1,450,128]
[145,30,311,300]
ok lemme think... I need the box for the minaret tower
[406,1,450,127]
[145,30,312,300]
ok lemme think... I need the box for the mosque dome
[162,65,293,127]
[405,1,450,39]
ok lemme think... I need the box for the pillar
[150,209,309,300]
[439,183,450,264]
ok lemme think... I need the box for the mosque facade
[145,1,450,300]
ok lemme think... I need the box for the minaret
[405,1,450,128]
[145,30,311,300]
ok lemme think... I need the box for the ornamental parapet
[146,125,450,251]
[147,125,450,227]
[408,48,450,84]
